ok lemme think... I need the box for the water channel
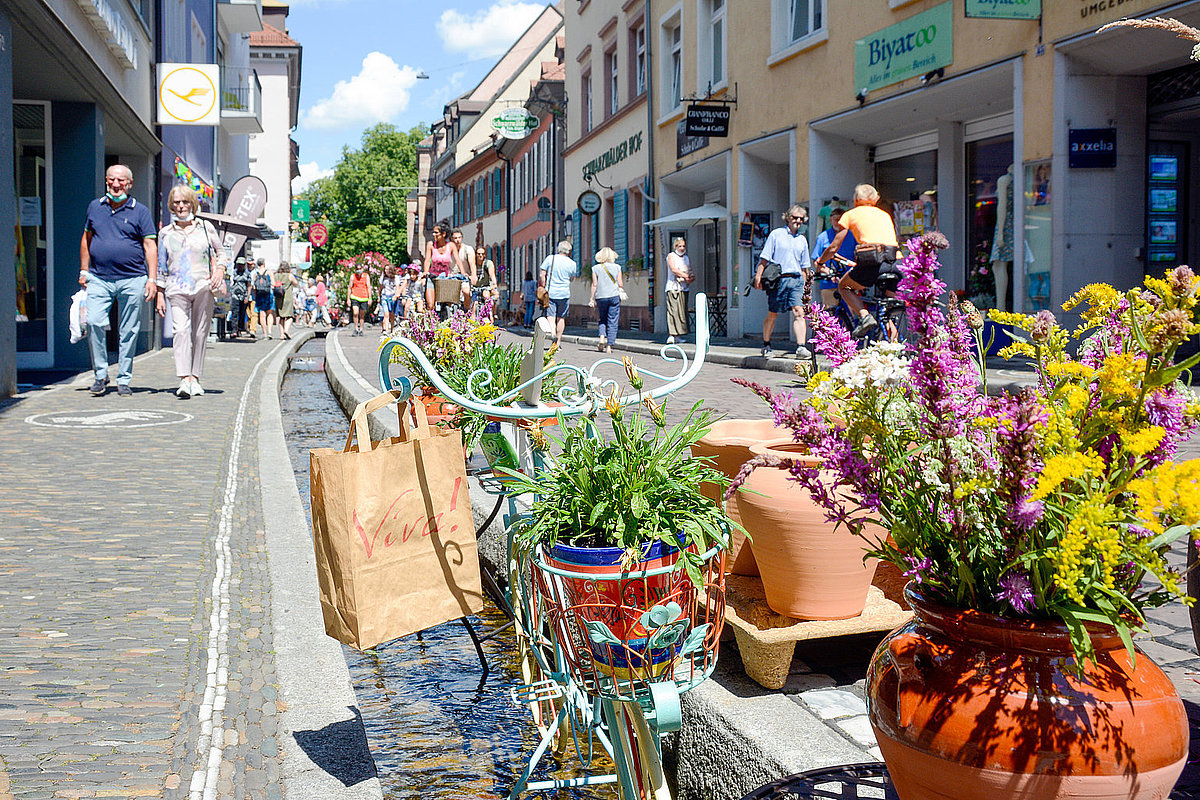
[280,337,616,798]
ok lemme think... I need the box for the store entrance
[965,134,1014,312]
[1147,60,1200,276]
[14,101,51,362]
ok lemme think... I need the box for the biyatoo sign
[854,2,953,94]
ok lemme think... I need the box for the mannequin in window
[990,164,1014,312]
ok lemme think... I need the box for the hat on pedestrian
[235,256,246,264]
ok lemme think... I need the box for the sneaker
[666,336,676,345]
[176,379,192,399]
[117,384,132,397]
[189,379,204,397]
[89,378,109,396]
[795,346,813,360]
[853,314,879,339]
[760,345,774,359]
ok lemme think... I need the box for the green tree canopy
[301,122,426,275]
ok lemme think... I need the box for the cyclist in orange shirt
[815,183,899,339]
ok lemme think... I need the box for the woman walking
[276,263,298,339]
[521,270,537,327]
[347,263,372,336]
[251,258,275,339]
[379,262,399,334]
[155,185,227,398]
[589,247,625,353]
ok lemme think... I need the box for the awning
[644,203,728,227]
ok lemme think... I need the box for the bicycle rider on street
[815,183,899,338]
[753,204,812,360]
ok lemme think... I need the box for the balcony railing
[220,67,262,134]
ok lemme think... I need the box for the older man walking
[79,164,158,396]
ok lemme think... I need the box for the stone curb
[320,329,875,799]
[259,331,384,799]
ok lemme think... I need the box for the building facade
[649,0,1200,340]
[248,0,300,268]
[563,0,653,330]
[1,0,160,387]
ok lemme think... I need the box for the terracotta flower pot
[416,385,459,427]
[868,587,1189,800]
[734,439,877,619]
[690,419,784,576]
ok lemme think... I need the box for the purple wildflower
[1007,497,1045,531]
[994,389,1047,533]
[807,303,859,367]
[996,570,1036,615]
[902,555,933,585]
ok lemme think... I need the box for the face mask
[171,212,194,223]
[106,192,127,203]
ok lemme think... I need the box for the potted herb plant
[735,232,1200,800]
[501,360,736,676]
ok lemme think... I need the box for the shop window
[1024,160,1052,312]
[874,149,938,245]
[631,23,647,98]
[14,101,49,356]
[965,134,1015,312]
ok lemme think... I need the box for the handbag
[309,390,484,650]
[601,264,628,302]
[760,261,783,292]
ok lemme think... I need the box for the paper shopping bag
[310,389,483,650]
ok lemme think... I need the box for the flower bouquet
[733,232,1200,797]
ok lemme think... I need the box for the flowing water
[280,337,616,798]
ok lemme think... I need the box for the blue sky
[286,0,551,193]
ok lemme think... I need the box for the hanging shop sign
[292,198,310,223]
[173,158,215,202]
[964,0,1040,19]
[854,2,953,95]
[581,132,644,181]
[220,175,268,256]
[158,63,220,125]
[76,0,139,69]
[1068,128,1117,168]
[685,105,731,138]
[577,190,602,216]
[309,222,329,247]
[676,120,708,159]
[491,108,540,139]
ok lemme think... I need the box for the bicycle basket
[434,277,463,304]
[531,542,726,702]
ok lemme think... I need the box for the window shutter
[572,209,582,262]
[591,213,600,260]
[614,189,628,265]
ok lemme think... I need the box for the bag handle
[343,389,432,453]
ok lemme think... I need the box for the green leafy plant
[502,363,737,587]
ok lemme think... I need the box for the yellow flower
[1063,283,1123,330]
[1095,353,1143,402]
[1124,426,1166,458]
[1129,460,1200,536]
[604,386,622,418]
[1031,452,1103,502]
[1055,499,1122,603]
[1044,361,1096,384]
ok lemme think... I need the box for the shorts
[549,296,570,319]
[767,273,806,313]
[350,298,370,315]
[847,246,898,289]
[254,290,274,312]
[381,296,400,314]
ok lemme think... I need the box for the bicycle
[377,297,726,799]
[815,258,911,346]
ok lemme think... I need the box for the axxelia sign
[854,2,953,95]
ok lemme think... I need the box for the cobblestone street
[0,340,289,799]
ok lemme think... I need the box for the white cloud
[292,161,333,194]
[301,52,418,131]
[436,1,544,56]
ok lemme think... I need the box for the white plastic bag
[68,289,87,343]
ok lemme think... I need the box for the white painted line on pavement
[329,330,379,394]
[190,341,287,800]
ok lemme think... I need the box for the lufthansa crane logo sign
[157,63,220,125]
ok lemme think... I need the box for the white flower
[820,343,910,396]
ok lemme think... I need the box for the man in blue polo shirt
[79,165,158,396]
[753,204,812,360]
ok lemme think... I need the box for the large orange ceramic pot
[416,385,459,427]
[690,419,783,576]
[868,586,1189,800]
[734,439,877,619]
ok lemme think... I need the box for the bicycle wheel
[604,699,671,800]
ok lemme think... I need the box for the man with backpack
[252,257,276,339]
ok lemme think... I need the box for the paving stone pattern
[0,340,287,799]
